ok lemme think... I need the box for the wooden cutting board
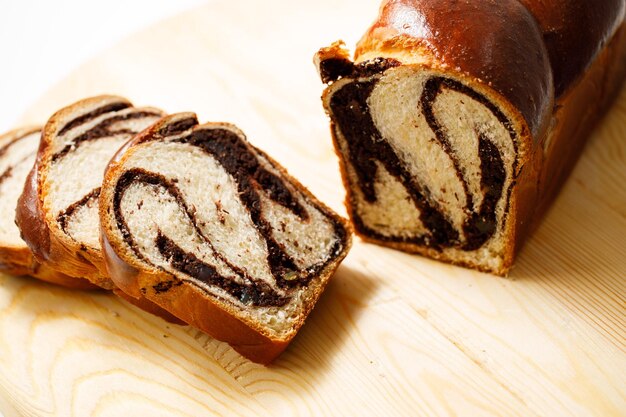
[1,1,624,416]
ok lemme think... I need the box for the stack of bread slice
[3,95,352,363]
[0,127,94,288]
[16,96,164,288]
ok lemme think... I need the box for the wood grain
[1,1,625,416]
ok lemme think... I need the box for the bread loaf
[315,0,626,275]
[99,113,352,363]
[0,127,94,288]
[15,96,164,288]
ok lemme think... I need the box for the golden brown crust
[0,127,42,277]
[104,233,349,364]
[15,96,165,290]
[316,0,626,276]
[100,221,286,362]
[533,23,626,222]
[30,262,99,289]
[112,288,185,324]
[518,0,626,96]
[100,114,352,364]
[355,0,554,137]
[0,247,34,276]
[0,237,96,289]
[102,256,291,364]
[99,229,184,322]
[15,164,51,261]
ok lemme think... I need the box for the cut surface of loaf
[100,113,352,363]
[322,63,524,274]
[0,127,94,288]
[15,96,164,288]
[316,0,626,275]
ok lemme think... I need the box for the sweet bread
[99,113,352,363]
[16,96,164,288]
[315,0,626,275]
[0,127,94,288]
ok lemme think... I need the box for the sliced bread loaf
[0,127,94,288]
[16,96,164,288]
[99,113,352,363]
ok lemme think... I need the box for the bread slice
[0,127,44,275]
[15,96,164,288]
[0,127,94,288]
[99,113,352,363]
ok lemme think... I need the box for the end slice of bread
[0,127,95,288]
[16,96,165,289]
[99,113,352,363]
[316,43,534,275]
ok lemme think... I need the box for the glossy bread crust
[517,0,626,95]
[316,0,626,275]
[355,0,554,137]
[0,127,44,277]
[102,235,291,364]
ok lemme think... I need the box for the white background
[0,0,206,133]
[0,2,205,415]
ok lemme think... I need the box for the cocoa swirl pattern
[57,102,131,136]
[111,123,347,308]
[329,64,516,250]
[51,104,163,237]
[0,130,40,187]
[0,130,37,159]
[56,187,101,233]
[52,109,163,163]
[0,150,36,188]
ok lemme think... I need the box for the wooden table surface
[1,1,624,416]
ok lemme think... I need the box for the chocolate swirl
[328,64,516,250]
[50,104,162,243]
[110,124,347,308]
[52,110,162,163]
